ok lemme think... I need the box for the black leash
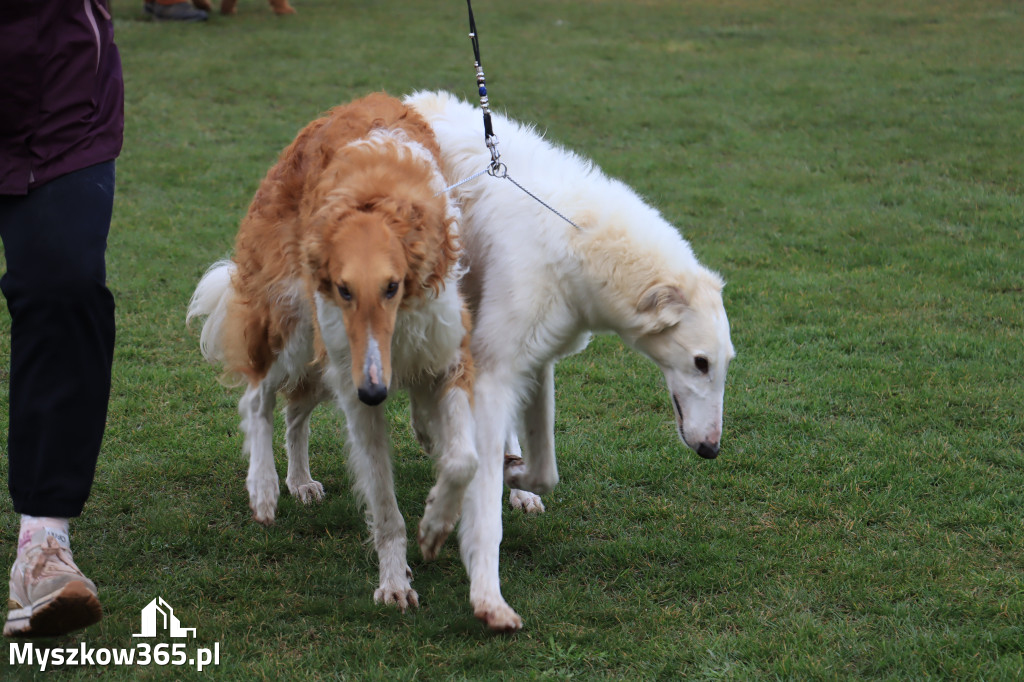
[443,0,581,231]
[466,0,500,168]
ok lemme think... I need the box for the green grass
[2,0,1022,679]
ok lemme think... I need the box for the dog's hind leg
[409,379,478,561]
[242,374,282,525]
[284,382,329,505]
[409,386,434,455]
[338,392,417,612]
[504,430,546,514]
[504,362,560,496]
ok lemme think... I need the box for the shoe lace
[27,537,81,580]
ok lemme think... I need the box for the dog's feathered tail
[187,260,245,386]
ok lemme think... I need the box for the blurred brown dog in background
[193,0,295,15]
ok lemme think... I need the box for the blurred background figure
[145,0,208,21]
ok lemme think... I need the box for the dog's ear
[638,284,688,332]
[300,214,333,288]
[401,196,454,298]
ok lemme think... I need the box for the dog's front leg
[339,393,417,612]
[242,378,280,525]
[409,379,478,561]
[504,362,559,497]
[460,372,523,631]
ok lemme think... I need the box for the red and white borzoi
[188,93,477,611]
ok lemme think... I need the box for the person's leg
[1,162,115,518]
[1,161,116,637]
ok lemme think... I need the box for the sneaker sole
[4,581,102,638]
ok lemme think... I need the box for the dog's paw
[473,597,523,632]
[418,516,455,562]
[509,489,546,514]
[287,479,325,504]
[248,483,279,525]
[374,583,419,613]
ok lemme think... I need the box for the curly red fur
[219,93,458,383]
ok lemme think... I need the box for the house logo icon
[133,597,197,638]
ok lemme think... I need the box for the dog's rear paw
[473,598,523,632]
[287,479,325,504]
[374,584,419,613]
[509,489,546,514]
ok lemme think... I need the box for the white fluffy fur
[187,131,476,613]
[406,90,735,630]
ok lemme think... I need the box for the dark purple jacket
[0,0,124,195]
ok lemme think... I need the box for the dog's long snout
[697,441,719,460]
[355,335,389,406]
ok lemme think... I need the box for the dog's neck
[567,216,708,337]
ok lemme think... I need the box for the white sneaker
[5,527,102,638]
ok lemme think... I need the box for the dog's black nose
[357,384,388,406]
[697,442,719,460]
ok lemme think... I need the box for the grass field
[2,0,1022,679]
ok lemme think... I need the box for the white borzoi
[407,90,735,630]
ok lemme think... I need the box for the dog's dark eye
[337,284,352,301]
[384,281,399,299]
[695,356,710,375]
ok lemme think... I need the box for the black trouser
[0,162,116,518]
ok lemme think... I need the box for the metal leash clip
[487,161,507,179]
[486,134,501,168]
